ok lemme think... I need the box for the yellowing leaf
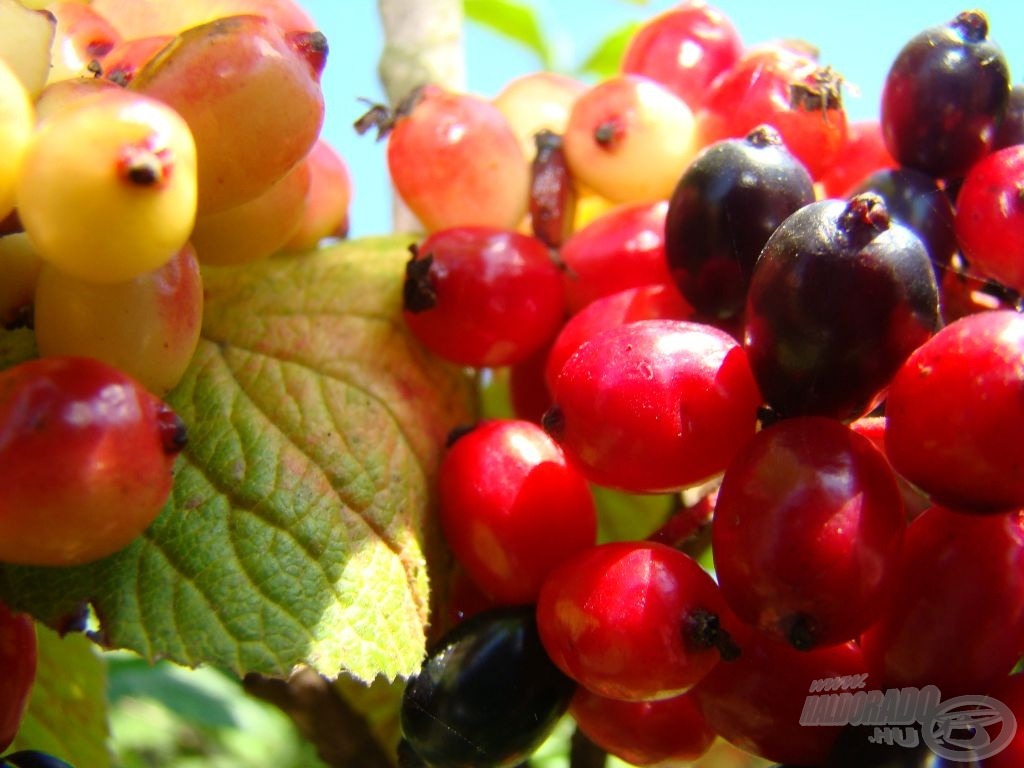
[0,236,476,683]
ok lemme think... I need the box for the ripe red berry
[712,417,905,650]
[544,319,762,493]
[0,602,36,753]
[569,687,715,766]
[954,144,1024,295]
[620,0,743,109]
[884,309,1024,512]
[402,226,566,368]
[536,540,738,702]
[438,419,597,605]
[0,356,185,566]
[860,505,1024,698]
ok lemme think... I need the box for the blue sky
[301,1,1024,239]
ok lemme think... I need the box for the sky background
[299,1,1024,239]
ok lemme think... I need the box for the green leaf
[0,236,477,684]
[463,0,553,69]
[11,626,111,767]
[576,22,640,80]
[592,485,675,544]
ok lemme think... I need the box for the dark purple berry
[743,193,942,421]
[880,10,1010,179]
[665,124,815,320]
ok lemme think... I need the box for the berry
[438,419,597,605]
[569,687,715,766]
[884,309,1024,512]
[665,124,816,320]
[860,506,1024,698]
[544,318,762,493]
[401,226,565,368]
[16,88,197,284]
[881,10,1010,179]
[695,44,847,178]
[0,602,36,754]
[691,623,865,766]
[816,119,897,199]
[744,193,941,420]
[130,14,326,214]
[846,167,959,280]
[620,0,743,109]
[375,84,530,232]
[0,356,185,565]
[536,540,739,702]
[712,417,905,650]
[562,74,697,204]
[558,200,673,313]
[400,605,575,768]
[953,144,1024,294]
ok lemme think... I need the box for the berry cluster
[384,4,1024,767]
[0,0,350,758]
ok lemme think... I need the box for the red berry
[0,356,183,566]
[558,200,673,313]
[544,319,762,493]
[954,144,1024,295]
[536,540,738,702]
[691,624,865,766]
[0,602,36,753]
[712,416,905,649]
[402,226,566,368]
[884,309,1024,512]
[860,506,1024,698]
[569,687,715,766]
[438,419,597,605]
[620,0,743,110]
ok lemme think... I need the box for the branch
[376,0,466,233]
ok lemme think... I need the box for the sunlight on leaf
[464,0,553,69]
[577,21,640,79]
[0,237,476,685]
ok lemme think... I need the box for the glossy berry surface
[744,193,941,420]
[402,226,565,368]
[695,44,847,178]
[880,10,1010,179]
[954,144,1024,294]
[0,602,36,753]
[544,318,762,493]
[569,687,715,766]
[558,200,673,313]
[620,0,743,109]
[400,605,575,768]
[665,124,816,320]
[0,356,185,566]
[713,417,905,649]
[383,84,529,232]
[847,167,959,280]
[562,74,697,204]
[536,540,738,702]
[884,309,1024,512]
[860,506,1024,698]
[438,419,596,605]
[691,624,865,766]
[544,282,693,395]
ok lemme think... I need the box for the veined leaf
[464,0,553,69]
[0,236,476,684]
